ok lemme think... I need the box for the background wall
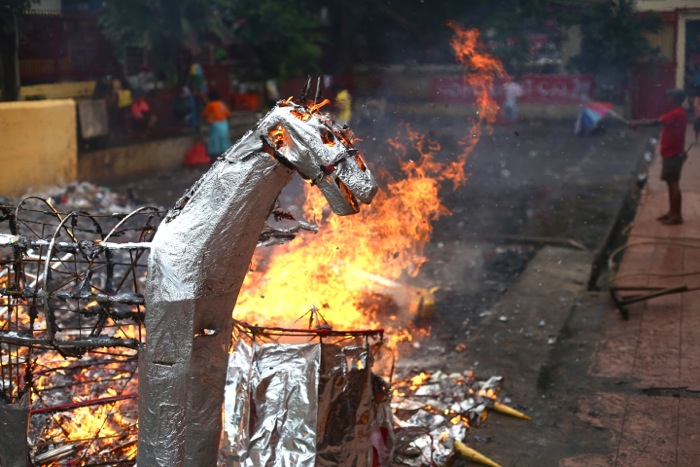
[78,135,197,186]
[0,100,77,197]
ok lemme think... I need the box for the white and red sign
[432,74,594,105]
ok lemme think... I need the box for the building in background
[20,0,115,89]
[636,0,700,90]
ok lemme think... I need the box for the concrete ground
[427,125,700,467]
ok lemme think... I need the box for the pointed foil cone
[454,440,502,467]
[493,401,532,420]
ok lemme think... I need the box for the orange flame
[235,23,505,350]
[447,20,507,164]
[6,24,510,463]
[410,372,431,389]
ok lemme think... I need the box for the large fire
[1,22,509,465]
[235,22,506,350]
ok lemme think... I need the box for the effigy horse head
[238,96,377,216]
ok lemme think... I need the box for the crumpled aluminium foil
[0,392,30,467]
[139,151,292,467]
[222,341,394,466]
[392,373,503,467]
[139,99,378,466]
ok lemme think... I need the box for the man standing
[502,76,524,123]
[629,89,688,225]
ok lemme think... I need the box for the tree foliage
[99,0,325,83]
[99,0,233,84]
[568,0,661,74]
[336,0,570,73]
[334,0,660,78]
[228,0,324,80]
[0,0,34,13]
[0,0,37,101]
[453,0,567,73]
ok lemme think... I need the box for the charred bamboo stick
[0,332,139,349]
[0,233,151,252]
[34,444,75,464]
[30,393,136,415]
[492,401,532,420]
[453,440,501,467]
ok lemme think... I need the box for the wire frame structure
[0,197,161,465]
[224,311,392,467]
[0,194,323,465]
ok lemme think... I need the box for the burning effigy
[0,21,533,467]
[0,196,155,465]
[139,84,378,465]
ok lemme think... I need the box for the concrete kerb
[460,131,654,403]
[586,137,657,292]
[463,246,594,400]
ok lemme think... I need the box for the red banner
[432,74,594,105]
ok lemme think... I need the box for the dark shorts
[661,153,687,182]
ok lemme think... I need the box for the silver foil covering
[139,100,377,466]
[139,152,292,467]
[0,393,30,467]
[392,373,504,467]
[222,341,394,466]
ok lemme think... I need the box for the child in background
[202,89,231,162]
[334,89,352,126]
[131,92,155,134]
[502,76,524,123]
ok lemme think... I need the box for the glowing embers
[0,197,157,465]
[30,355,139,464]
[268,123,289,151]
[290,98,330,122]
[319,127,336,146]
[336,177,359,212]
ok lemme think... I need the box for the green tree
[451,0,572,74]
[99,0,325,84]
[337,0,567,74]
[568,0,660,76]
[0,0,37,101]
[99,0,233,85]
[228,0,324,80]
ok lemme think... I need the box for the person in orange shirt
[202,89,232,162]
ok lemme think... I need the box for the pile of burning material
[221,317,393,466]
[0,198,159,465]
[0,195,329,466]
[391,371,530,467]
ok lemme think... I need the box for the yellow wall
[635,0,700,87]
[644,22,675,61]
[20,81,95,101]
[0,100,77,197]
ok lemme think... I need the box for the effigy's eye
[319,128,335,146]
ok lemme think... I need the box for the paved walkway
[571,125,700,466]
